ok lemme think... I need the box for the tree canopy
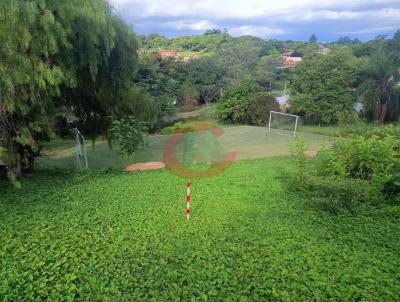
[290,46,366,123]
[0,0,156,174]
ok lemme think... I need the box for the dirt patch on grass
[125,162,166,172]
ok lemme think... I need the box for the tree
[309,34,318,43]
[179,85,199,111]
[254,52,283,88]
[204,29,222,35]
[184,56,227,106]
[217,36,267,81]
[247,92,280,126]
[216,79,263,123]
[357,36,400,122]
[62,13,158,142]
[0,0,156,176]
[136,52,176,119]
[0,0,72,175]
[290,46,365,124]
[337,36,361,45]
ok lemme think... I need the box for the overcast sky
[112,0,400,41]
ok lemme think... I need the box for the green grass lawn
[38,125,333,171]
[299,125,341,137]
[1,157,399,300]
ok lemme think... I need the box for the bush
[319,135,398,180]
[289,125,400,213]
[350,124,400,140]
[246,92,280,126]
[109,118,147,157]
[288,135,308,190]
[315,133,399,206]
[216,79,263,123]
[216,97,249,123]
[159,122,194,134]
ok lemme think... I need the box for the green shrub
[312,132,400,207]
[321,135,398,181]
[288,134,308,190]
[109,118,147,157]
[246,92,280,126]
[337,111,362,136]
[290,126,399,213]
[216,97,249,123]
[216,79,263,123]
[159,122,194,134]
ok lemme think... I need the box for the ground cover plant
[1,157,400,300]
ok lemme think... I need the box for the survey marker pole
[186,180,191,219]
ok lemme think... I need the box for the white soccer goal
[71,128,88,169]
[268,111,299,137]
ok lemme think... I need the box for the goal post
[268,111,299,137]
[71,128,88,169]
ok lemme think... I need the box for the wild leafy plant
[288,134,308,189]
[109,118,147,157]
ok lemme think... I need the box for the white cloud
[230,25,284,37]
[113,0,400,20]
[112,0,400,39]
[164,20,216,31]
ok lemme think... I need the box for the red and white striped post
[186,180,191,220]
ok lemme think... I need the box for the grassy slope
[38,126,333,170]
[1,157,399,300]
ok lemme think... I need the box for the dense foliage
[216,80,280,125]
[1,158,399,300]
[109,118,147,157]
[357,33,400,122]
[290,125,400,213]
[216,80,264,123]
[246,92,280,126]
[290,47,366,124]
[140,29,400,127]
[137,31,305,110]
[0,0,156,175]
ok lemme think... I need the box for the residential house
[276,95,290,112]
[283,57,302,67]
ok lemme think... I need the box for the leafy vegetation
[216,79,264,123]
[289,125,400,213]
[290,47,366,124]
[109,118,148,157]
[0,0,157,175]
[1,157,400,300]
[357,33,400,122]
[246,92,280,126]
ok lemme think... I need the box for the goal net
[268,111,299,137]
[71,128,88,169]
